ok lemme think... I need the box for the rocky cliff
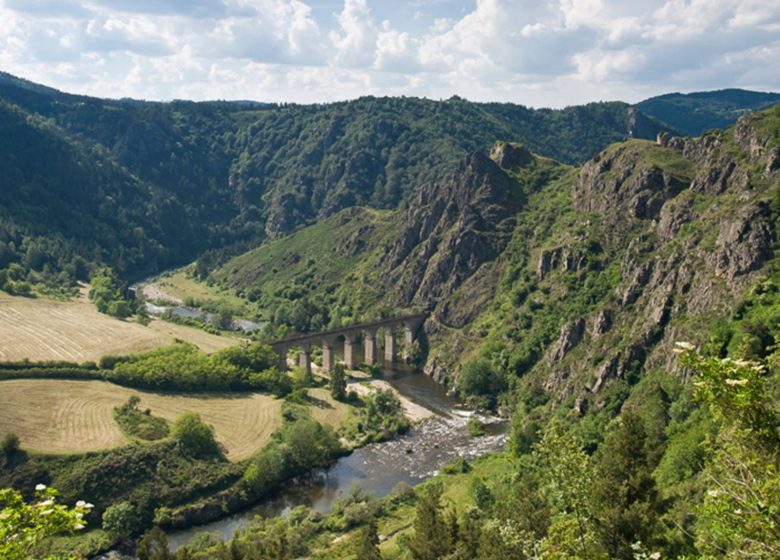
[430,104,780,407]
[213,104,780,404]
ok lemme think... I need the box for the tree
[0,484,92,560]
[137,526,173,560]
[591,411,664,558]
[456,358,506,408]
[407,485,453,560]
[330,363,347,401]
[353,517,382,560]
[102,501,139,541]
[678,345,780,558]
[1,432,20,458]
[172,412,220,457]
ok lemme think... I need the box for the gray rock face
[575,147,688,219]
[490,142,533,170]
[710,204,775,285]
[591,309,612,338]
[384,152,522,327]
[549,318,586,362]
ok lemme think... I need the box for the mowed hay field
[307,387,350,426]
[0,292,236,362]
[0,379,282,461]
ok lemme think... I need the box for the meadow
[0,379,282,460]
[0,292,236,362]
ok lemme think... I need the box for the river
[165,366,507,551]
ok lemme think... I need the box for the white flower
[76,500,86,508]
[38,499,54,507]
[73,523,85,530]
[707,489,719,498]
[35,484,46,492]
[84,502,94,509]
[41,509,54,516]
[725,378,749,386]
[650,553,662,560]
[673,341,695,354]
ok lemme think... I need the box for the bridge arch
[270,312,427,373]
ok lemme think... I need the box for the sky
[1,0,779,108]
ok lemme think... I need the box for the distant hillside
[0,72,776,294]
[635,88,780,136]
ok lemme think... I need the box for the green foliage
[136,526,173,560]
[591,411,665,559]
[679,347,780,558]
[0,485,92,560]
[1,432,20,457]
[113,397,170,441]
[329,363,347,401]
[88,267,135,318]
[635,88,780,136]
[467,417,486,437]
[352,516,382,560]
[242,417,343,499]
[406,484,454,560]
[104,342,292,395]
[171,412,220,458]
[342,388,410,444]
[327,487,381,532]
[101,501,139,541]
[457,358,506,409]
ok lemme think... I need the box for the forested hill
[0,71,775,292]
[636,88,780,136]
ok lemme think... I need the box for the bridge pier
[322,339,335,371]
[275,344,289,372]
[364,328,377,365]
[384,329,396,363]
[402,317,425,362]
[344,333,358,369]
[298,343,312,378]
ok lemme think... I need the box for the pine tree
[407,485,453,560]
[354,517,382,560]
[591,411,664,558]
[136,527,173,560]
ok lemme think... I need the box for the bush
[1,432,20,457]
[467,417,486,437]
[171,413,220,457]
[102,501,139,540]
[113,397,170,441]
[457,358,507,409]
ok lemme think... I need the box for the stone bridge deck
[270,312,428,373]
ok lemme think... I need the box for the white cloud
[0,0,777,106]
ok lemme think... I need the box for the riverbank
[162,370,506,551]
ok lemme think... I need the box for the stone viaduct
[270,312,428,376]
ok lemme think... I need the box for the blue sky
[1,0,778,107]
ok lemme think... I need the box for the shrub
[102,501,139,541]
[1,432,20,457]
[171,413,220,457]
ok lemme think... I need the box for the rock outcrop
[384,151,523,327]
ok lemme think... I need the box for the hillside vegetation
[2,72,759,298]
[158,104,780,558]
